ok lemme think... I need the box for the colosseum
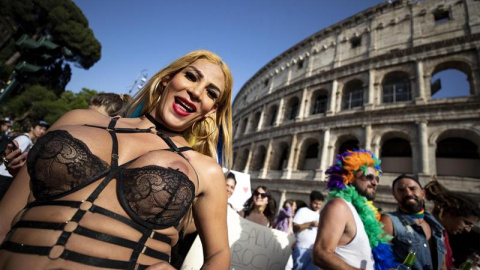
[231,0,480,211]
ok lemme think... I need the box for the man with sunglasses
[312,149,396,270]
[291,190,324,270]
[380,174,447,270]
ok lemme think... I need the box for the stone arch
[429,127,480,147]
[284,96,300,121]
[264,104,278,127]
[270,141,290,170]
[235,148,250,172]
[250,110,262,132]
[341,79,365,110]
[434,129,480,178]
[240,117,248,135]
[233,123,239,139]
[378,130,413,147]
[250,144,267,172]
[297,137,320,170]
[310,89,329,115]
[379,131,413,174]
[426,55,475,78]
[381,71,412,104]
[335,134,360,155]
[429,59,475,98]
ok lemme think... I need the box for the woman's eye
[207,89,219,100]
[185,71,197,82]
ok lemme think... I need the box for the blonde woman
[0,50,233,270]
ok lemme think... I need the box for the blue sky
[68,0,468,100]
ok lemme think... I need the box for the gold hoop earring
[191,117,217,139]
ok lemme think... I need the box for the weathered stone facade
[231,0,480,212]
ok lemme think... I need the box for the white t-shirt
[0,133,32,177]
[293,206,320,249]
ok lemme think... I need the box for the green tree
[0,0,101,95]
[0,86,98,124]
[1,0,101,69]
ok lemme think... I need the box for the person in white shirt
[292,190,325,270]
[0,120,48,199]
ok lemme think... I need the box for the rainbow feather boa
[329,186,397,270]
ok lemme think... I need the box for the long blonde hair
[128,50,233,169]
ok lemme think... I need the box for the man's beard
[400,196,424,213]
[353,182,375,200]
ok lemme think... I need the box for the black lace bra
[0,117,197,269]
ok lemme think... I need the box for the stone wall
[231,0,480,213]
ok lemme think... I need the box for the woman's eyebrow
[190,65,221,93]
[189,66,204,79]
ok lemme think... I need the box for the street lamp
[128,69,148,95]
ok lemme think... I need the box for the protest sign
[225,169,251,211]
[181,207,294,270]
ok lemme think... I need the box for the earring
[191,117,217,139]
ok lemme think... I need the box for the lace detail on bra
[120,166,195,228]
[28,130,110,199]
[26,127,196,229]
[4,119,199,268]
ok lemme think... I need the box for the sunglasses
[253,191,269,199]
[363,173,380,183]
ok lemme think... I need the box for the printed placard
[181,207,295,270]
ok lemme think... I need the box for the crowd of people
[0,49,478,270]
[226,149,479,270]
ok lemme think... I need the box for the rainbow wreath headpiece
[326,149,381,190]
[325,149,397,270]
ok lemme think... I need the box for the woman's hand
[4,143,27,177]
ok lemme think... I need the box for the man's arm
[440,254,447,270]
[312,198,358,270]
[380,214,394,239]
[293,220,318,233]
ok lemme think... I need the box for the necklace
[407,208,425,221]
[144,114,182,135]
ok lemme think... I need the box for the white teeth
[177,98,193,112]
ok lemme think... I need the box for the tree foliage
[0,0,101,69]
[0,0,102,125]
[0,0,101,100]
[0,86,98,124]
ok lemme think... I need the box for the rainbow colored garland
[326,149,397,270]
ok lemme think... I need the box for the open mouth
[175,97,196,113]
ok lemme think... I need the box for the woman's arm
[192,160,230,270]
[0,165,31,241]
[278,205,293,219]
[0,109,100,241]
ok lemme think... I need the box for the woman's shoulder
[187,151,225,193]
[188,151,223,175]
[50,109,111,130]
